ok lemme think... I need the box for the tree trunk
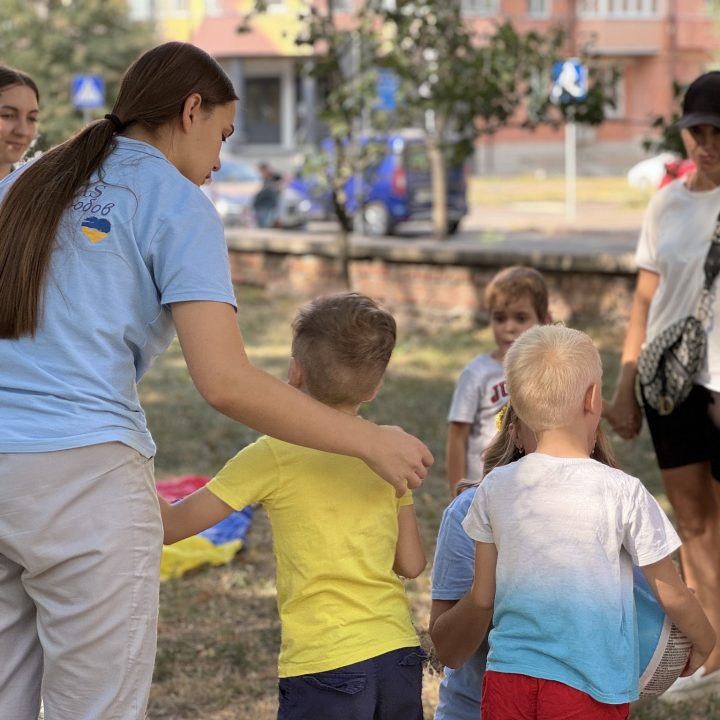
[332,189,352,288]
[428,140,448,240]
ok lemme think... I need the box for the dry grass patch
[145,287,710,719]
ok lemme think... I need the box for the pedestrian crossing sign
[550,60,587,105]
[72,75,105,110]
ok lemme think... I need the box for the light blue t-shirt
[0,137,237,457]
[463,453,681,705]
[431,486,488,720]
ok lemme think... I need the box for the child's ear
[584,382,602,415]
[288,357,303,388]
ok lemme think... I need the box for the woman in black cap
[605,71,720,703]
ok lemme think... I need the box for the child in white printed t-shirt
[446,266,549,496]
[435,324,715,720]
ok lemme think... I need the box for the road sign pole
[83,107,92,126]
[565,115,576,221]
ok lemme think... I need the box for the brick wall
[228,249,635,329]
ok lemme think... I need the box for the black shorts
[642,384,720,479]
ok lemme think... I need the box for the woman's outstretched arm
[171,300,433,494]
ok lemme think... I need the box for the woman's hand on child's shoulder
[367,424,434,496]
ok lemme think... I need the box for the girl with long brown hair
[0,42,431,720]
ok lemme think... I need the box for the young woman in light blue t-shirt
[0,42,432,720]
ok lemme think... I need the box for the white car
[627,152,679,190]
[202,155,310,229]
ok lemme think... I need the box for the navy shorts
[277,646,426,720]
[642,384,720,479]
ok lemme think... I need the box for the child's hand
[681,646,711,677]
[603,393,642,440]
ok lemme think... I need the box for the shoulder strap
[703,213,720,291]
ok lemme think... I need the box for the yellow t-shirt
[207,436,419,677]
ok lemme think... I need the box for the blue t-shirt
[0,138,237,457]
[431,487,488,720]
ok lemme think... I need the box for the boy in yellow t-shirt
[159,292,427,720]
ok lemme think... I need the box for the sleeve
[431,495,476,600]
[147,191,237,309]
[206,437,280,510]
[635,191,661,273]
[622,477,682,566]
[448,361,482,424]
[398,489,414,509]
[461,481,494,544]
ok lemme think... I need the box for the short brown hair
[484,266,548,320]
[291,293,396,406]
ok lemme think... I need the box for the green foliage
[243,0,618,238]
[0,0,157,150]
[641,80,687,157]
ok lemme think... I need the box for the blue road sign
[72,75,105,110]
[550,60,587,105]
[376,69,399,111]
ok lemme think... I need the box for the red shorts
[481,671,630,720]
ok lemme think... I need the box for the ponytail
[0,41,236,338]
[0,121,116,337]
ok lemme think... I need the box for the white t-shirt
[636,178,720,390]
[463,453,681,704]
[447,353,506,480]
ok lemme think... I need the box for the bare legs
[662,462,720,672]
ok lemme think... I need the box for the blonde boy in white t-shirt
[434,325,714,719]
[446,266,550,496]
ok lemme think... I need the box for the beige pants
[0,443,162,720]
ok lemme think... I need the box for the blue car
[289,129,468,236]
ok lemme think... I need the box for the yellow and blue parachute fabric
[157,475,253,582]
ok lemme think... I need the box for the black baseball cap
[677,71,720,129]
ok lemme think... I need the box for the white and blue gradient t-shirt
[0,137,237,457]
[462,453,681,705]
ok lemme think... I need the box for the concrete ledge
[225,227,637,276]
[225,227,637,328]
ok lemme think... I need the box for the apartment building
[131,0,720,174]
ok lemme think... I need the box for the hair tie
[104,113,126,133]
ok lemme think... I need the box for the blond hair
[484,265,549,320]
[504,325,601,433]
[291,293,396,406]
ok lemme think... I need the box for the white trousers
[0,443,162,720]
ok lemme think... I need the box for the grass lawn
[145,286,713,719]
[467,175,653,209]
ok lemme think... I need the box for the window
[244,78,281,145]
[527,0,550,17]
[461,0,499,17]
[580,0,659,17]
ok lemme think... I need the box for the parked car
[627,152,680,189]
[289,130,468,236]
[202,155,310,229]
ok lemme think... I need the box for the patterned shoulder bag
[637,213,720,416]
